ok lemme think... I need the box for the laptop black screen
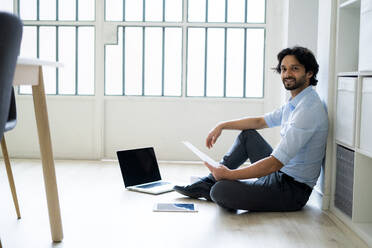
[117,147,162,187]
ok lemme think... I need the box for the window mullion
[123,0,125,21]
[243,0,248,97]
[161,27,165,96]
[56,0,59,20]
[161,0,165,96]
[204,28,208,97]
[37,26,40,58]
[122,27,126,95]
[37,0,39,21]
[56,26,59,94]
[75,27,79,95]
[223,0,228,97]
[142,0,146,96]
[223,28,227,97]
[181,0,187,97]
[204,0,208,96]
[76,0,79,21]
[142,27,145,96]
[243,28,247,98]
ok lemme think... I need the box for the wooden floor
[0,160,368,248]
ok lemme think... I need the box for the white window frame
[103,0,267,98]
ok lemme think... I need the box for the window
[10,0,95,95]
[105,0,266,97]
[4,0,266,97]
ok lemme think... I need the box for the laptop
[117,147,174,195]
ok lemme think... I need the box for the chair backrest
[0,12,23,140]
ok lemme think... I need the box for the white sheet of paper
[182,141,220,167]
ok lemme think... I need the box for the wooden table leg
[32,67,63,242]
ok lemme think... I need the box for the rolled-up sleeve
[264,106,284,128]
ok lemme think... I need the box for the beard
[282,74,307,91]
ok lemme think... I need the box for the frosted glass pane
[164,28,182,96]
[188,0,206,22]
[208,0,225,22]
[206,28,224,97]
[144,28,162,95]
[40,0,56,20]
[227,0,245,22]
[0,0,13,13]
[78,27,95,95]
[105,27,123,95]
[245,29,264,97]
[145,0,163,21]
[247,0,265,23]
[187,28,205,96]
[59,0,76,20]
[125,0,143,21]
[125,27,143,95]
[39,27,57,94]
[20,0,37,20]
[58,27,76,94]
[20,26,37,58]
[226,29,244,97]
[79,0,95,20]
[165,0,182,22]
[19,85,32,94]
[105,0,123,21]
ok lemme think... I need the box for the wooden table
[13,58,63,242]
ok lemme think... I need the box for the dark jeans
[209,129,312,211]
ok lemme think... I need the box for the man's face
[280,55,312,91]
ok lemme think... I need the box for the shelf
[354,223,372,246]
[340,0,361,9]
[335,140,355,151]
[332,1,372,246]
[337,71,372,77]
[338,71,359,77]
[359,71,372,76]
[356,148,372,159]
[330,207,372,247]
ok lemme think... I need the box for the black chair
[0,12,23,220]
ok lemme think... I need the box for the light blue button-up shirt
[264,86,328,188]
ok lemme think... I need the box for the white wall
[104,97,266,161]
[286,0,319,53]
[316,0,337,208]
[4,0,291,161]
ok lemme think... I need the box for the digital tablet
[153,203,198,212]
[182,141,219,167]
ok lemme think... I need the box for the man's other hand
[206,125,222,149]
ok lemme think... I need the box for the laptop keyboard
[136,181,171,189]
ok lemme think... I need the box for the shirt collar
[288,86,313,110]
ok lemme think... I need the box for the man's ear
[306,71,314,80]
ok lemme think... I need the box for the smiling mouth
[284,78,295,83]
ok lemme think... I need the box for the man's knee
[210,180,235,207]
[238,129,259,141]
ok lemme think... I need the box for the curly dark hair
[275,46,319,86]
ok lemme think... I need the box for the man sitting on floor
[174,46,328,212]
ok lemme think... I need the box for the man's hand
[204,162,231,181]
[204,156,283,181]
[206,125,223,149]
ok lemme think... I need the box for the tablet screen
[153,203,197,212]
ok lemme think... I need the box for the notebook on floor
[117,147,174,195]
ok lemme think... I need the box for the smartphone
[153,203,198,212]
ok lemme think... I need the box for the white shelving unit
[332,0,372,246]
